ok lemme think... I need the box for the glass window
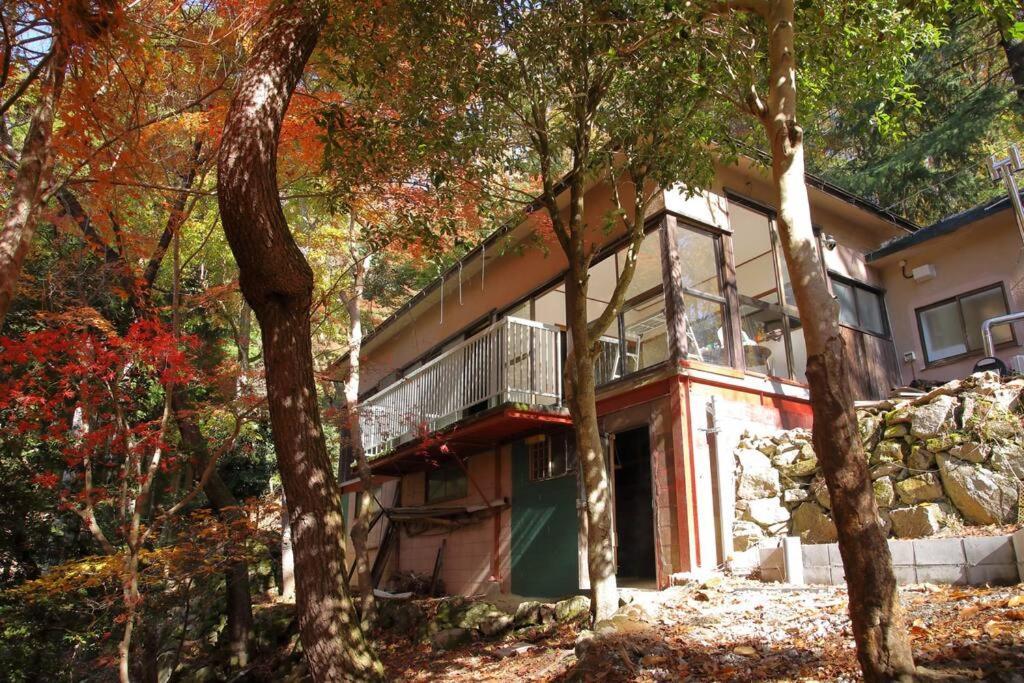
[917,284,1013,364]
[528,434,576,481]
[674,225,730,365]
[832,275,888,336]
[622,292,670,373]
[534,286,566,327]
[426,461,468,503]
[623,230,665,299]
[729,201,804,380]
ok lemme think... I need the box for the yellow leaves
[732,645,758,657]
[910,619,930,638]
[982,620,1023,638]
[1007,595,1024,608]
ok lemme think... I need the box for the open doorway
[613,426,655,583]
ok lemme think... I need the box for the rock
[859,413,882,450]
[872,440,906,465]
[479,614,513,638]
[990,441,1024,479]
[782,487,809,505]
[773,442,800,466]
[925,432,966,453]
[811,476,831,510]
[782,457,818,478]
[910,395,957,439]
[457,602,504,631]
[890,504,943,538]
[937,453,1018,524]
[976,407,1020,440]
[870,462,905,480]
[554,595,591,624]
[593,613,649,636]
[431,596,470,631]
[375,596,425,636]
[742,497,791,527]
[513,600,543,627]
[907,444,936,471]
[790,502,838,543]
[766,521,788,535]
[513,623,555,642]
[885,405,912,425]
[431,627,471,651]
[494,642,534,659]
[883,424,909,439]
[895,472,944,504]
[735,449,781,500]
[873,476,895,508]
[877,507,893,536]
[949,442,988,463]
[733,520,765,550]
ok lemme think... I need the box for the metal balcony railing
[360,317,563,458]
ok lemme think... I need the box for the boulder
[742,497,791,527]
[873,476,895,508]
[894,473,943,504]
[431,627,471,651]
[782,487,809,505]
[735,449,781,500]
[883,424,909,440]
[877,507,893,537]
[513,623,555,642]
[872,440,905,465]
[554,595,591,624]
[432,596,470,631]
[375,596,425,636]
[733,520,765,551]
[457,602,505,631]
[859,413,882,450]
[479,614,513,638]
[790,502,838,543]
[990,441,1024,479]
[949,442,988,464]
[871,462,905,480]
[910,395,957,439]
[513,600,543,627]
[907,444,936,471]
[890,504,943,538]
[811,476,831,510]
[885,405,912,425]
[781,457,818,479]
[925,432,966,453]
[772,442,801,466]
[937,453,1018,524]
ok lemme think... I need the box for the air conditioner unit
[1010,355,1024,375]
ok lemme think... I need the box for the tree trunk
[216,2,382,679]
[0,42,67,326]
[345,252,377,625]
[564,251,618,623]
[997,8,1024,110]
[281,490,296,601]
[760,1,915,680]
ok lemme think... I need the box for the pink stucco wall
[874,209,1024,384]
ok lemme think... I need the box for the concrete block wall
[798,535,1021,587]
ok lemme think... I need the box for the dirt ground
[378,578,1024,682]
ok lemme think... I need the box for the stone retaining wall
[733,372,1024,549]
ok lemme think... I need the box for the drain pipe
[982,312,1024,357]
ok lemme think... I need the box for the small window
[426,461,468,503]
[831,275,888,336]
[916,284,1014,365]
[528,434,576,481]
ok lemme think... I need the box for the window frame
[671,220,732,365]
[829,271,890,339]
[527,434,577,482]
[914,282,1016,367]
[425,460,469,504]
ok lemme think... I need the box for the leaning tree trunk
[281,490,296,600]
[216,1,382,680]
[760,1,915,679]
[997,8,1024,110]
[564,250,618,623]
[0,42,67,326]
[344,253,377,625]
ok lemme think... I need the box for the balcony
[360,317,564,459]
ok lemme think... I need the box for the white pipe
[982,311,1024,357]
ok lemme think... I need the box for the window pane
[676,226,721,296]
[920,301,966,361]
[740,300,790,378]
[833,280,858,327]
[962,287,1010,351]
[534,287,566,327]
[507,300,530,320]
[683,296,728,365]
[622,293,669,373]
[855,286,886,335]
[788,315,807,383]
[587,256,617,324]
[623,231,664,299]
[730,204,779,306]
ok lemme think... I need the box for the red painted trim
[596,377,671,415]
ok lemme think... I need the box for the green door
[510,440,579,598]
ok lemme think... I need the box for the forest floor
[377,577,1024,682]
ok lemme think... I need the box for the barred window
[528,434,577,481]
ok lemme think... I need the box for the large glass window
[675,225,729,366]
[426,460,468,503]
[832,275,888,336]
[729,201,806,382]
[916,284,1013,364]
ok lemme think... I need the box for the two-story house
[335,158,1023,599]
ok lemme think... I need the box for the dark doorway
[613,426,655,581]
